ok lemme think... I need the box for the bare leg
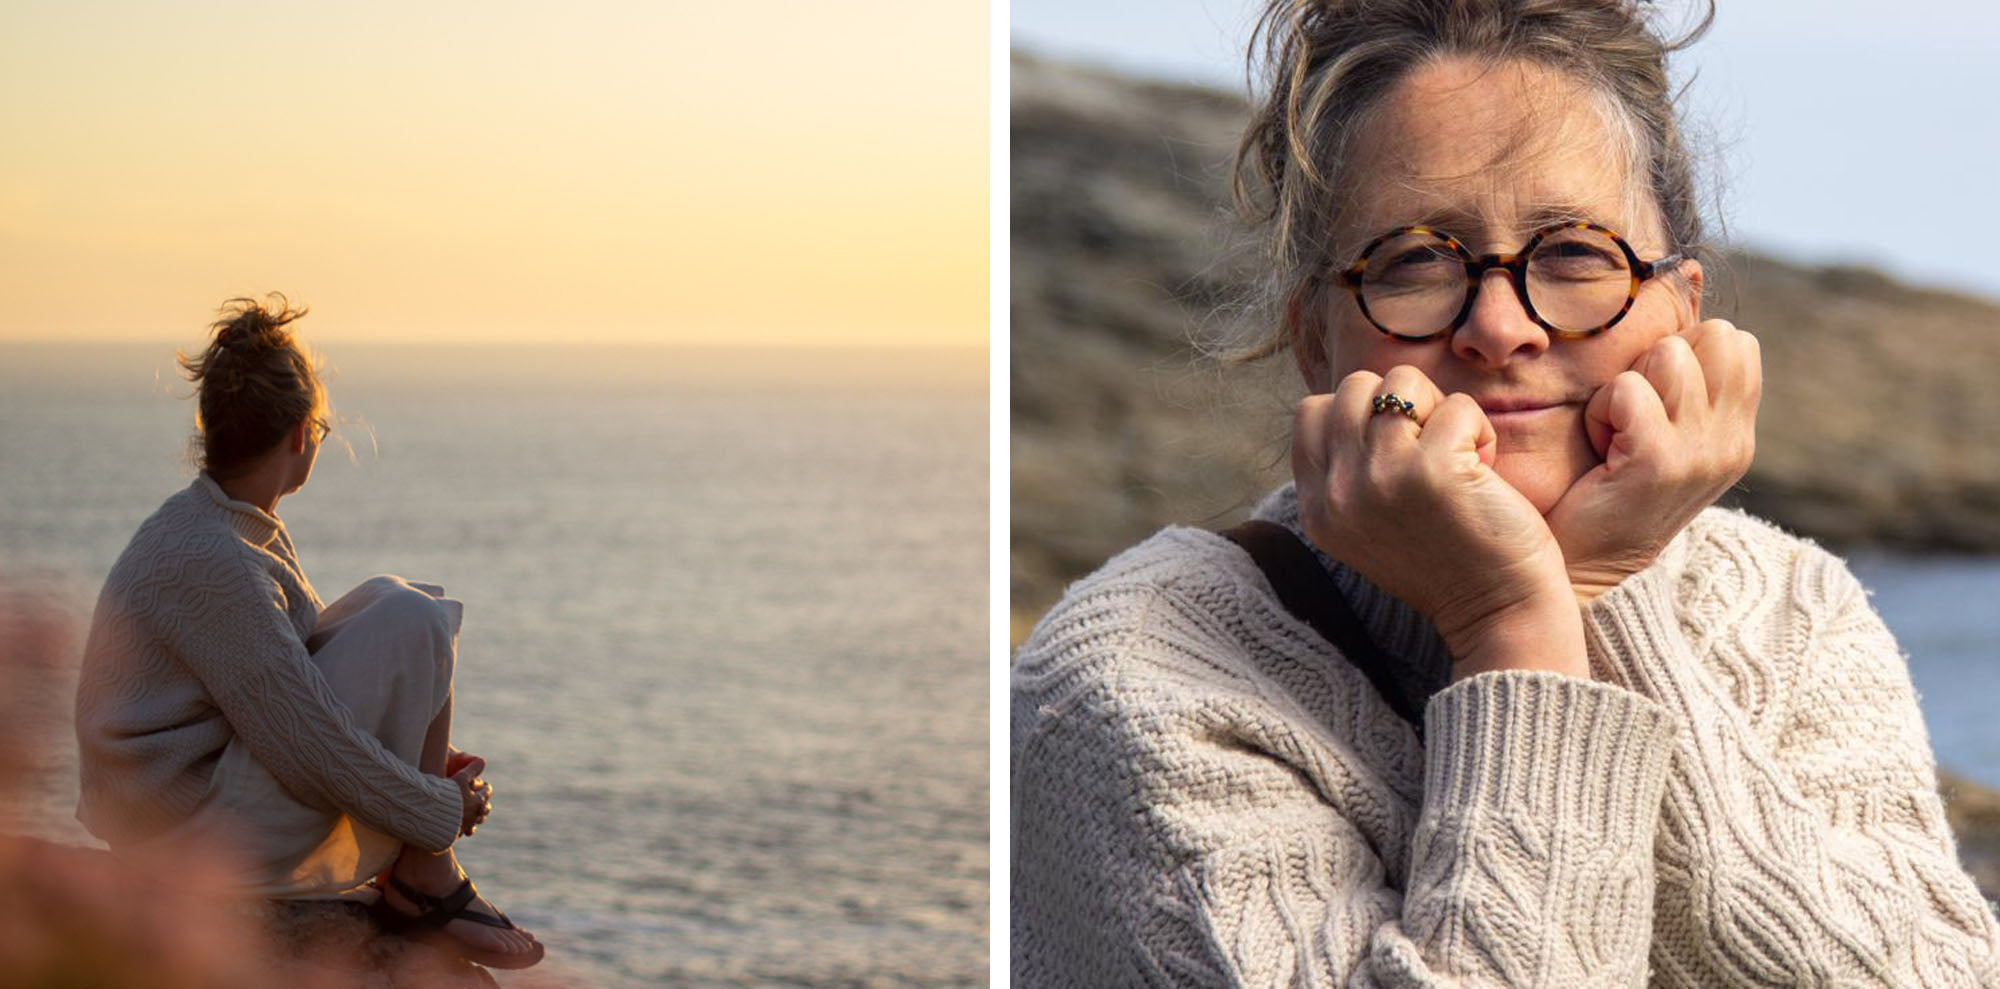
[382,696,540,960]
[420,695,453,776]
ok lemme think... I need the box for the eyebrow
[1394,201,1615,240]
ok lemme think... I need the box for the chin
[1492,454,1588,516]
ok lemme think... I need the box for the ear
[288,420,309,455]
[1287,292,1333,394]
[1678,257,1704,325]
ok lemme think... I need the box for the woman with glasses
[73,296,544,970]
[1012,1,2000,984]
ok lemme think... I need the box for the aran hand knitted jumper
[1012,486,2000,987]
[75,476,461,855]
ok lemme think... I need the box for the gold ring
[1371,392,1418,420]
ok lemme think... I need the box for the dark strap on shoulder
[1220,520,1428,739]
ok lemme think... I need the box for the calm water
[1850,553,2000,790]
[0,342,989,987]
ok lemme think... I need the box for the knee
[355,576,459,633]
[316,576,461,677]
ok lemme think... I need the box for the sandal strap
[375,874,519,933]
[384,874,436,910]
[434,878,479,920]
[449,903,521,932]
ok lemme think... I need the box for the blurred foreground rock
[1943,771,2000,904]
[0,836,497,988]
[1011,52,2000,628]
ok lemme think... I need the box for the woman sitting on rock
[74,295,544,970]
[1012,1,2000,984]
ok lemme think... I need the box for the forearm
[1371,672,1677,985]
[208,645,463,850]
[166,572,461,850]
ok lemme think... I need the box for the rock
[0,836,496,988]
[1942,771,2000,904]
[254,898,500,988]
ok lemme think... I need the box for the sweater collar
[1251,484,1455,689]
[193,473,286,547]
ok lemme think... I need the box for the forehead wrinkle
[1337,57,1655,258]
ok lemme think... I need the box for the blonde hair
[1231,0,1715,362]
[176,294,326,480]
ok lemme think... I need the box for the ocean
[0,342,989,987]
[1849,553,2000,791]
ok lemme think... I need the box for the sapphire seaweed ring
[1370,392,1418,421]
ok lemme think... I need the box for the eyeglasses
[310,416,332,443]
[1332,222,1686,341]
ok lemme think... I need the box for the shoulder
[1011,521,1410,791]
[113,486,228,566]
[102,486,270,607]
[1013,526,1282,714]
[1012,526,1425,983]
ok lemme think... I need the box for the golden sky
[0,1,987,346]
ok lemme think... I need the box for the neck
[214,460,293,516]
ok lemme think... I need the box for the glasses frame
[1334,221,1686,341]
[309,415,332,444]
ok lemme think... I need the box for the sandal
[370,871,546,970]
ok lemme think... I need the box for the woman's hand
[450,755,493,837]
[1545,320,1761,604]
[445,746,481,779]
[1293,366,1588,680]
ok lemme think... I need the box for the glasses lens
[1357,231,1466,336]
[1525,227,1635,332]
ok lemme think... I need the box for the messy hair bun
[1231,0,1715,362]
[176,294,326,480]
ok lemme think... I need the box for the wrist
[1568,564,1642,607]
[1443,595,1589,682]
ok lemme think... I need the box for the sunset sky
[0,1,987,346]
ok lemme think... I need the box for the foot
[381,858,543,968]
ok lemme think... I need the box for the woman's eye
[1533,241,1622,276]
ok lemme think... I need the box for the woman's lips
[1476,398,1579,428]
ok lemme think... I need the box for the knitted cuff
[1581,563,1694,694]
[414,775,466,853]
[1423,671,1679,835]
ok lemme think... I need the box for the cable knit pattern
[75,476,462,856]
[1012,485,2000,986]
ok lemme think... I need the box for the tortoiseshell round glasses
[1334,222,1686,341]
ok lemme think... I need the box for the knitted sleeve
[155,548,463,852]
[1583,535,2000,985]
[1013,585,1682,986]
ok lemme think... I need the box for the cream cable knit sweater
[1012,486,2000,986]
[75,476,461,856]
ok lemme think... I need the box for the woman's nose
[1450,269,1549,368]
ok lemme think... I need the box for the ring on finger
[1370,392,1418,421]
